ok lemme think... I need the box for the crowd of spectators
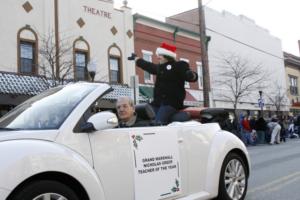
[238,114,298,146]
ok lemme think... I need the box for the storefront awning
[185,90,197,102]
[184,90,202,107]
[103,84,148,103]
[139,86,154,100]
[0,71,50,96]
[0,72,148,108]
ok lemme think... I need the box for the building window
[75,51,88,80]
[20,41,36,74]
[289,75,298,95]
[142,50,153,84]
[108,44,122,83]
[17,26,38,75]
[180,58,190,88]
[73,37,90,81]
[109,56,121,83]
[196,62,203,88]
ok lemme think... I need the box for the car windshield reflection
[0,84,97,130]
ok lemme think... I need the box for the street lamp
[87,61,96,82]
[259,90,263,117]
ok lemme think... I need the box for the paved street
[246,139,300,200]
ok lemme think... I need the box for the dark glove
[127,53,137,61]
[185,70,198,82]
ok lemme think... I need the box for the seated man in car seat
[116,96,144,128]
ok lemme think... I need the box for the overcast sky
[115,0,300,56]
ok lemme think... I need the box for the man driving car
[116,96,142,128]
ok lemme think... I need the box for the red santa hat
[156,42,177,59]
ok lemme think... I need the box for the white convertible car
[0,82,250,200]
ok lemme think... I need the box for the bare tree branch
[38,30,74,85]
[214,53,267,114]
[266,81,289,114]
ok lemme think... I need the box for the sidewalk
[246,137,300,148]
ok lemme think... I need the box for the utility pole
[54,0,60,79]
[198,0,210,107]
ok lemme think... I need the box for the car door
[177,122,217,196]
[89,125,189,200]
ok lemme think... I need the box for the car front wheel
[9,180,80,200]
[216,152,248,200]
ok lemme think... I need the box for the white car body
[0,82,250,200]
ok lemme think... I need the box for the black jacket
[136,58,198,109]
[255,117,267,131]
[118,115,146,128]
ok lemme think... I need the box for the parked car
[0,82,250,200]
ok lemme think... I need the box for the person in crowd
[249,116,257,143]
[232,116,242,139]
[267,117,281,145]
[249,116,256,130]
[278,117,287,142]
[288,116,297,138]
[294,115,300,136]
[241,115,255,146]
[116,96,143,128]
[254,116,268,144]
[128,42,198,124]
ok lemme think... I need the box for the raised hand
[127,53,137,61]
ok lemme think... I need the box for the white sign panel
[130,131,181,200]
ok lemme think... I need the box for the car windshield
[0,84,97,130]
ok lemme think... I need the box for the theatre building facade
[0,0,136,115]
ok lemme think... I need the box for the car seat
[135,103,155,121]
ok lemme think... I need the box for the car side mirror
[87,111,118,131]
[80,122,96,133]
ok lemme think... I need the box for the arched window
[108,43,123,84]
[17,26,38,74]
[73,37,90,81]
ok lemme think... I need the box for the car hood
[0,130,59,142]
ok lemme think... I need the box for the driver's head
[116,96,135,122]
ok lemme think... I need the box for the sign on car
[130,131,181,200]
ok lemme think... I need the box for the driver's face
[116,99,135,122]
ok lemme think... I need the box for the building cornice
[133,13,200,38]
[284,52,300,68]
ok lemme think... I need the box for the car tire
[216,152,248,200]
[9,180,80,200]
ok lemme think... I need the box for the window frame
[107,43,123,84]
[17,26,38,75]
[142,50,154,84]
[289,75,298,96]
[180,58,190,88]
[74,50,88,81]
[19,40,36,74]
[109,55,121,84]
[73,37,90,81]
[196,61,203,89]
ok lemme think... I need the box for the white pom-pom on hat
[156,42,177,59]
